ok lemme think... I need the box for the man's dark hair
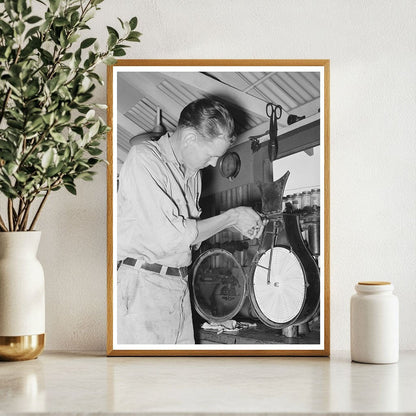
[177,98,236,144]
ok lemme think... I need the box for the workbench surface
[1,350,415,415]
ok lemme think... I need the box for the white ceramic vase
[0,231,45,360]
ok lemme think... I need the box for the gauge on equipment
[218,151,241,181]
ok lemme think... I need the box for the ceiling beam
[234,113,320,147]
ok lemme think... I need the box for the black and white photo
[107,61,330,356]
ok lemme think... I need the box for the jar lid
[358,281,391,285]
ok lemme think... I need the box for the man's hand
[228,206,265,239]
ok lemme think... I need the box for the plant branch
[0,213,8,232]
[14,198,24,231]
[20,199,33,231]
[18,120,58,169]
[29,190,50,231]
[7,199,14,231]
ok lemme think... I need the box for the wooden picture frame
[107,60,330,356]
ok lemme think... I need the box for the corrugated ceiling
[116,71,321,171]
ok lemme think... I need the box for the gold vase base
[0,334,45,361]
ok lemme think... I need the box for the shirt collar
[158,133,179,164]
[158,132,198,180]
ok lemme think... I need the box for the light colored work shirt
[117,133,201,267]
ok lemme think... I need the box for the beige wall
[34,0,416,351]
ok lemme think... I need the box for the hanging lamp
[129,106,166,146]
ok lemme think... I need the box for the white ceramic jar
[350,281,399,364]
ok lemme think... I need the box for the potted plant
[0,0,140,360]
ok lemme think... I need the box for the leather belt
[118,257,188,277]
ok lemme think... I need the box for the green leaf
[117,17,125,29]
[106,26,119,39]
[68,33,80,44]
[54,17,69,27]
[48,76,60,92]
[57,85,71,100]
[26,15,42,24]
[41,148,54,169]
[88,72,104,85]
[40,49,53,64]
[4,1,16,20]
[7,119,24,129]
[76,93,93,103]
[113,47,126,57]
[25,25,40,39]
[64,183,76,195]
[23,83,39,98]
[59,29,67,47]
[25,117,44,133]
[80,37,96,49]
[70,11,80,26]
[87,158,100,166]
[5,162,18,176]
[87,147,102,156]
[0,183,18,198]
[45,164,62,177]
[107,33,117,49]
[88,120,100,138]
[0,20,13,35]
[103,56,117,65]
[42,112,55,125]
[49,0,60,13]
[0,140,14,152]
[50,131,67,143]
[63,146,70,160]
[21,37,41,57]
[61,52,72,61]
[78,171,95,181]
[14,171,28,183]
[83,9,95,22]
[16,21,25,35]
[74,115,86,125]
[17,0,26,13]
[71,126,84,136]
[76,160,90,169]
[85,109,95,120]
[126,33,141,42]
[129,17,138,30]
[127,30,141,40]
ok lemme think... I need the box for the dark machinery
[191,171,320,330]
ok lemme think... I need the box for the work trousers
[117,264,195,344]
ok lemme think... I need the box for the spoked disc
[250,246,306,328]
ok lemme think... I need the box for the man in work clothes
[117,98,264,344]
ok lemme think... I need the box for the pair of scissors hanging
[266,103,282,162]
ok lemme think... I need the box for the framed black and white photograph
[107,60,330,356]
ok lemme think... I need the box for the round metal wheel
[191,249,247,323]
[250,246,306,327]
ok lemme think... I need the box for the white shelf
[0,350,415,414]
